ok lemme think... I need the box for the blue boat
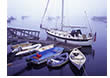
[47,53,68,67]
[26,47,64,64]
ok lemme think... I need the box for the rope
[82,65,88,76]
[84,11,92,33]
[40,0,50,27]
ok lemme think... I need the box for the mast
[61,0,64,30]
[40,0,50,28]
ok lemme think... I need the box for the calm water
[7,20,107,76]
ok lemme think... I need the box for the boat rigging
[40,0,96,46]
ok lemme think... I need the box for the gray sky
[7,0,107,29]
[8,0,106,16]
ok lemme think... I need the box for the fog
[7,0,107,30]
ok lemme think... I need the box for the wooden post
[20,30,22,36]
[35,32,36,37]
[7,27,40,41]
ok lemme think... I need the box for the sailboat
[40,0,96,46]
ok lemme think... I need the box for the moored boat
[11,41,32,49]
[46,29,96,46]
[40,0,96,46]
[69,48,86,70]
[37,44,54,52]
[26,47,64,64]
[13,44,42,56]
[47,53,68,67]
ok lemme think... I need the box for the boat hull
[27,47,64,64]
[70,59,82,70]
[47,33,93,46]
[37,44,54,52]
[47,53,68,67]
[15,44,42,56]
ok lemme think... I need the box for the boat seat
[51,59,60,63]
[74,55,83,59]
[32,56,40,60]
[71,55,84,60]
[58,56,65,60]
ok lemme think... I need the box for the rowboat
[11,41,32,49]
[47,53,68,67]
[69,48,86,70]
[37,44,54,52]
[26,47,64,64]
[13,44,42,56]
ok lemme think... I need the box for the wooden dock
[7,27,80,50]
[7,27,40,43]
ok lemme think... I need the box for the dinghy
[12,44,42,56]
[26,47,64,64]
[11,41,32,49]
[37,44,54,52]
[47,53,68,67]
[69,48,86,70]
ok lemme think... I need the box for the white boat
[69,48,86,70]
[14,44,42,56]
[46,29,96,46]
[40,0,96,46]
[12,43,39,53]
[37,44,54,52]
[11,41,32,49]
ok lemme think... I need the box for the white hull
[15,44,42,56]
[70,59,82,70]
[47,33,93,46]
[37,44,54,52]
[12,43,32,49]
[15,44,54,56]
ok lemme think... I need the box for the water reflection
[8,62,47,76]
[7,43,95,76]
[79,46,95,62]
[69,62,85,76]
[27,62,47,70]
[47,62,67,71]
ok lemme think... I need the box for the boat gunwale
[47,53,69,67]
[46,31,92,41]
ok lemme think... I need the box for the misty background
[7,0,107,30]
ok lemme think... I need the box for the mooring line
[82,66,88,76]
